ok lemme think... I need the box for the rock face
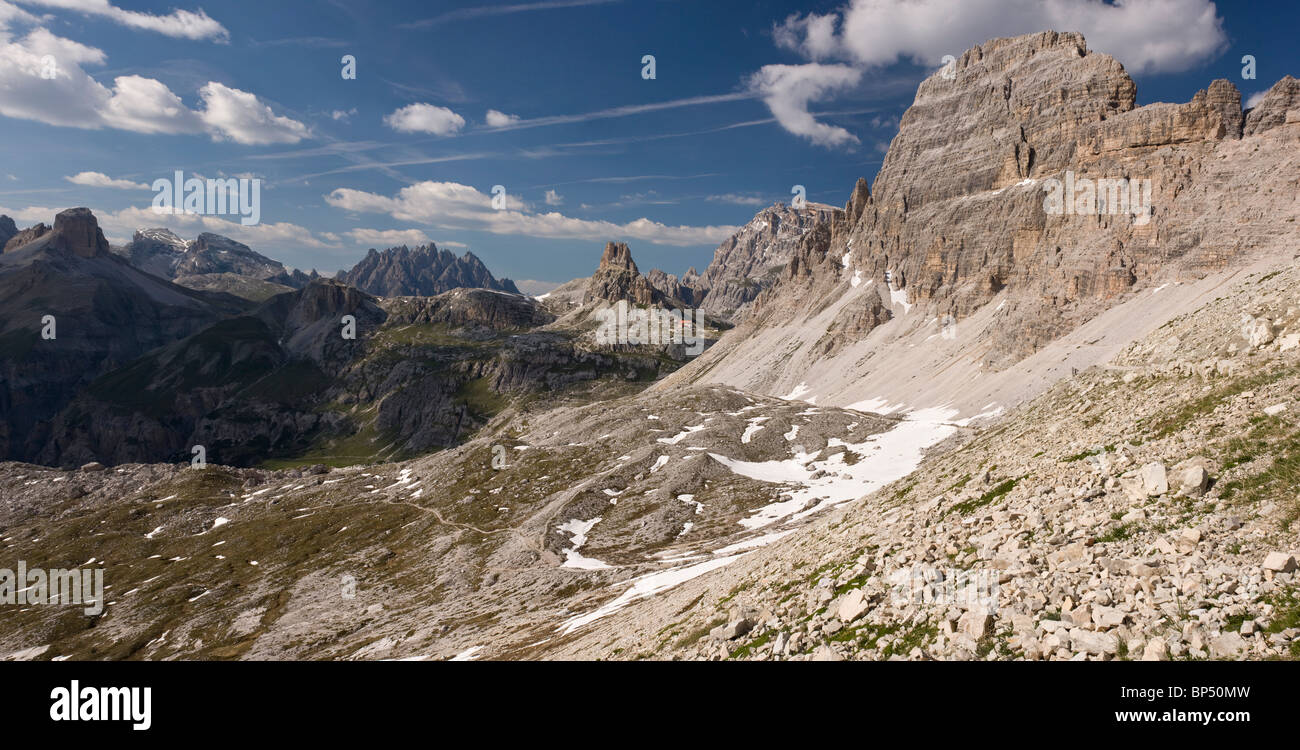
[1244,75,1300,135]
[175,232,313,288]
[46,207,111,258]
[584,242,675,306]
[663,31,1300,409]
[0,215,16,249]
[340,244,519,297]
[3,222,48,252]
[117,228,316,296]
[692,203,841,321]
[119,227,190,277]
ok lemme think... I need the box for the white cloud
[1,202,338,252]
[344,228,431,247]
[0,1,37,26]
[773,11,840,61]
[544,189,563,206]
[326,181,739,247]
[12,0,228,41]
[64,170,148,189]
[102,74,205,134]
[331,108,357,121]
[773,0,1227,75]
[485,108,520,127]
[0,21,308,143]
[384,103,465,135]
[1245,91,1268,109]
[707,193,767,206]
[747,63,862,147]
[199,82,310,145]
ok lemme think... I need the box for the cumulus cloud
[1245,90,1268,109]
[755,0,1227,147]
[325,181,739,247]
[543,189,563,206]
[12,0,228,41]
[331,108,358,121]
[200,82,311,145]
[0,19,308,143]
[485,109,520,127]
[2,202,337,252]
[773,0,1227,75]
[384,103,465,135]
[64,170,148,189]
[747,63,862,147]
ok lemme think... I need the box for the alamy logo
[1042,171,1151,225]
[594,300,705,355]
[152,170,261,226]
[0,560,103,615]
[49,681,151,731]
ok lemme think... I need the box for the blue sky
[0,0,1295,286]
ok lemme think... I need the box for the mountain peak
[598,241,639,274]
[340,243,519,296]
[5,208,111,258]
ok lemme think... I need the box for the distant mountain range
[115,228,317,301]
[0,208,709,468]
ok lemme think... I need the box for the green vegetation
[1095,523,1136,543]
[727,631,773,660]
[454,376,509,419]
[1216,415,1300,529]
[677,618,726,649]
[1145,366,1295,439]
[949,477,1021,516]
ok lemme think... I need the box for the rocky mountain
[662,31,1300,418]
[119,227,189,277]
[582,241,679,307]
[116,228,316,299]
[651,202,842,322]
[0,208,248,463]
[340,244,520,297]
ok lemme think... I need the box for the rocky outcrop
[340,244,520,297]
[3,222,48,253]
[3,208,113,258]
[385,288,554,332]
[0,215,16,250]
[1244,75,1300,135]
[583,242,674,306]
[645,268,703,307]
[690,203,841,321]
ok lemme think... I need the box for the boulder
[1262,552,1297,573]
[837,589,870,623]
[1139,462,1168,496]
